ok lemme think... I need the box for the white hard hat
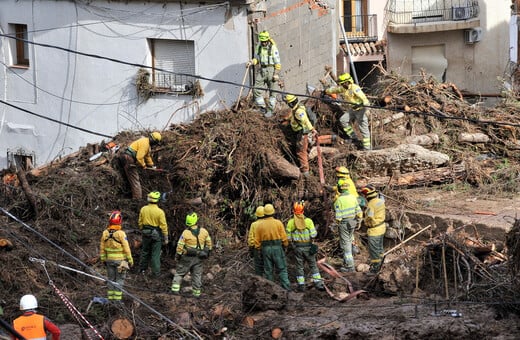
[20,294,38,310]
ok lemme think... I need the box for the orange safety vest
[13,313,46,340]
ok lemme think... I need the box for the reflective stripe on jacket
[334,192,362,221]
[326,83,369,106]
[254,42,281,70]
[365,197,386,237]
[286,215,317,243]
[100,225,133,263]
[176,226,212,255]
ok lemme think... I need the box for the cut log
[353,144,450,177]
[266,151,300,179]
[458,132,490,143]
[111,318,134,339]
[405,134,440,146]
[308,146,340,161]
[374,112,405,127]
[355,163,466,189]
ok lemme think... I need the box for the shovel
[234,64,250,111]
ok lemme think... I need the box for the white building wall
[386,0,510,95]
[0,0,249,168]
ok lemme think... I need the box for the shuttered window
[9,23,29,67]
[151,39,195,93]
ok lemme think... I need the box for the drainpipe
[338,16,359,84]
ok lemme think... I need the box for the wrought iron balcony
[385,0,479,25]
[341,14,378,42]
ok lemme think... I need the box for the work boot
[315,284,325,291]
[352,245,360,255]
[264,109,273,118]
[340,267,355,273]
[297,285,305,292]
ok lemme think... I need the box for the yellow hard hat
[264,204,275,216]
[150,131,162,143]
[337,73,353,85]
[147,191,161,203]
[360,185,378,199]
[335,166,350,178]
[186,212,198,226]
[255,206,265,218]
[284,94,298,105]
[337,178,350,192]
[258,30,270,42]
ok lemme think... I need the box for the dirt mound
[2,72,520,339]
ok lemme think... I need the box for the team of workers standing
[5,31,385,336]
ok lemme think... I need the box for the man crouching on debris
[100,210,133,301]
[334,179,363,273]
[360,185,386,274]
[254,204,291,291]
[116,131,162,199]
[171,212,212,298]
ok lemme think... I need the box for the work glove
[272,74,280,82]
[117,260,130,273]
[163,235,169,245]
[127,259,134,267]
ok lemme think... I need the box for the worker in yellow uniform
[100,210,133,301]
[334,179,363,272]
[360,185,386,274]
[116,131,162,199]
[248,205,265,275]
[326,166,361,254]
[325,73,371,150]
[171,212,213,297]
[254,204,291,290]
[247,30,282,118]
[13,294,61,340]
[138,191,169,277]
[286,201,324,292]
[283,94,318,178]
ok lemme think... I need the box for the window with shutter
[9,23,29,67]
[151,39,196,93]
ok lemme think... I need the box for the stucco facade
[386,0,510,95]
[0,0,250,168]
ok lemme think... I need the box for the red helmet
[109,210,122,225]
[293,201,305,215]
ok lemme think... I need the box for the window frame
[12,23,29,67]
[149,38,197,95]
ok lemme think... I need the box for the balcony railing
[341,14,378,42]
[385,0,479,25]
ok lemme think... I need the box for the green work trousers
[368,234,384,272]
[261,244,290,290]
[139,234,162,276]
[171,255,203,293]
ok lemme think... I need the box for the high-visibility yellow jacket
[326,83,369,107]
[176,225,212,255]
[252,40,281,70]
[290,105,314,134]
[247,218,263,247]
[254,217,288,249]
[286,215,317,243]
[128,137,154,169]
[138,203,168,238]
[100,224,133,265]
[364,197,386,237]
[334,192,362,221]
